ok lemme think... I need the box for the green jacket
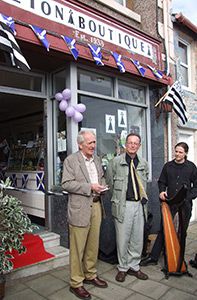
[105,153,149,222]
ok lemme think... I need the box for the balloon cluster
[55,89,86,123]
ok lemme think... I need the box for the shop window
[79,95,147,169]
[56,106,67,186]
[177,41,189,87]
[0,69,43,92]
[52,69,68,186]
[77,69,113,97]
[118,80,146,104]
[52,69,67,95]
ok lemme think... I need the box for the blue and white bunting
[62,36,79,60]
[111,52,125,73]
[36,172,45,192]
[22,174,29,189]
[130,59,146,77]
[88,44,104,66]
[30,25,50,51]
[0,13,16,35]
[147,65,163,79]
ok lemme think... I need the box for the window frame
[177,39,191,90]
[77,65,152,178]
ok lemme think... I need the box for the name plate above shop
[3,0,153,59]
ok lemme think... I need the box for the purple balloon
[66,106,75,117]
[62,88,71,100]
[75,103,86,113]
[59,100,68,111]
[55,92,63,102]
[73,111,83,123]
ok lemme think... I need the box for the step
[38,231,61,248]
[7,245,69,281]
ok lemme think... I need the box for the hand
[159,191,167,201]
[91,183,108,194]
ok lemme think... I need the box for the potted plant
[0,178,35,299]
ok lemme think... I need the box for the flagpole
[154,90,169,107]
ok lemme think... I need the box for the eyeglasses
[126,142,140,146]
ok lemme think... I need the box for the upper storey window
[96,0,141,23]
[177,40,190,88]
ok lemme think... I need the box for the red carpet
[10,233,54,269]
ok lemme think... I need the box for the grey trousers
[114,201,144,272]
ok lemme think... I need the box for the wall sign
[2,0,153,59]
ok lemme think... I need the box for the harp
[161,184,191,278]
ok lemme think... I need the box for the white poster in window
[118,109,127,128]
[105,115,115,133]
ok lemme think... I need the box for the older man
[62,130,108,300]
[106,133,149,282]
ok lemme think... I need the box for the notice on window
[105,114,115,133]
[118,110,127,128]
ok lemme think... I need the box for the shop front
[0,0,169,247]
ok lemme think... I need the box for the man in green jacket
[106,133,149,282]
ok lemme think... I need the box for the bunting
[62,35,79,60]
[0,13,16,35]
[111,52,125,73]
[0,22,30,71]
[147,65,163,79]
[30,25,50,51]
[0,13,167,82]
[88,44,104,66]
[130,59,146,77]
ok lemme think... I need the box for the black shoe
[140,256,158,266]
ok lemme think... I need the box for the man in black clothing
[141,142,197,266]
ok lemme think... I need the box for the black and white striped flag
[163,81,188,125]
[0,21,30,71]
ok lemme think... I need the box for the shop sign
[2,0,153,59]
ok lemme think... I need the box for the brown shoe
[127,269,148,280]
[69,286,91,299]
[84,276,108,288]
[115,271,127,282]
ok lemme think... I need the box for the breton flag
[147,65,163,79]
[62,36,79,60]
[162,81,188,125]
[88,44,104,66]
[130,59,146,77]
[0,13,16,35]
[111,52,125,73]
[30,25,50,51]
[0,22,30,71]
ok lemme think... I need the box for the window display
[8,139,44,171]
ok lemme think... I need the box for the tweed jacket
[62,151,105,227]
[105,153,149,222]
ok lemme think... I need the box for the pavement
[5,222,197,300]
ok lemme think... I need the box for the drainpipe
[158,0,172,160]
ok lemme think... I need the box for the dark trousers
[150,201,192,261]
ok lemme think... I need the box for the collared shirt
[126,153,140,201]
[81,152,99,184]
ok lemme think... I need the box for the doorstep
[6,231,69,281]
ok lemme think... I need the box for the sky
[172,0,197,26]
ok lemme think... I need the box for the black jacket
[158,159,197,202]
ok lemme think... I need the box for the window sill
[96,0,141,23]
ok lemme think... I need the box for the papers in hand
[101,186,110,193]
